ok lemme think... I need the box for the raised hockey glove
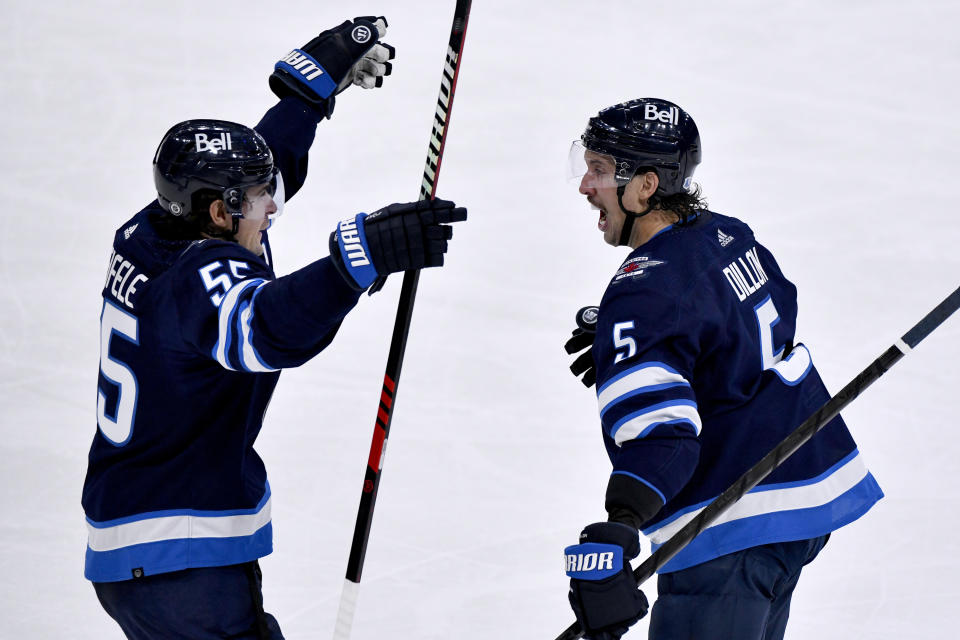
[565,522,649,640]
[270,16,395,109]
[329,198,467,292]
[565,306,599,387]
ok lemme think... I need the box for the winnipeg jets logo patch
[717,228,734,247]
[612,256,666,283]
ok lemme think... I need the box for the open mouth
[591,202,607,231]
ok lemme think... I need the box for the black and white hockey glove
[565,306,599,387]
[565,522,649,640]
[329,198,467,292]
[270,16,395,109]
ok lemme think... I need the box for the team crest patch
[612,256,666,283]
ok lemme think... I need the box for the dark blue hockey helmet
[578,98,701,196]
[153,119,277,220]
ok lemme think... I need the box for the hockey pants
[648,534,829,640]
[93,560,283,639]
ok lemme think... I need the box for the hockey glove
[565,306,599,387]
[565,522,649,640]
[270,16,395,109]
[328,198,467,292]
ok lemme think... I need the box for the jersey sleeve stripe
[238,284,278,373]
[213,278,267,370]
[610,399,702,445]
[597,362,690,416]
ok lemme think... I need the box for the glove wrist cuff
[605,473,665,529]
[329,214,376,291]
[564,542,624,580]
[273,49,338,99]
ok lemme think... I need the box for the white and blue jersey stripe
[213,278,278,373]
[598,362,701,445]
[644,450,879,572]
[85,485,273,582]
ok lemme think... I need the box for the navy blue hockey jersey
[83,98,362,582]
[592,212,883,573]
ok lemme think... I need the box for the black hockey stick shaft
[554,284,960,640]
[333,3,472,639]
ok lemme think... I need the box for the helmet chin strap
[615,183,655,247]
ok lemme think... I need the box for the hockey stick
[554,283,960,640]
[332,3,473,639]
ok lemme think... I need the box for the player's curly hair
[651,182,708,227]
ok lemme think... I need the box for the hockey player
[83,17,466,639]
[561,99,882,640]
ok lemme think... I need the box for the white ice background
[2,1,959,638]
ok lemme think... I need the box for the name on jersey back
[104,250,148,310]
[722,245,768,301]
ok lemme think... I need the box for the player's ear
[208,200,231,230]
[639,170,659,199]
[625,171,659,209]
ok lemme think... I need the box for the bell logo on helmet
[644,104,679,125]
[195,133,233,153]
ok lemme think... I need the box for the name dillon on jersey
[722,245,768,301]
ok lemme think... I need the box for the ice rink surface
[2,1,959,637]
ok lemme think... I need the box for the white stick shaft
[332,579,361,640]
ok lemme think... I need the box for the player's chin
[602,224,619,246]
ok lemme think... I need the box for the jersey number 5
[613,321,637,363]
[97,300,139,445]
[754,295,812,385]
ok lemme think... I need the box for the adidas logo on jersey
[279,50,325,81]
[717,228,734,247]
[195,133,232,153]
[123,223,139,240]
[338,218,371,267]
[644,104,679,125]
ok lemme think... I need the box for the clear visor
[238,170,285,227]
[567,140,626,190]
[267,170,285,226]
